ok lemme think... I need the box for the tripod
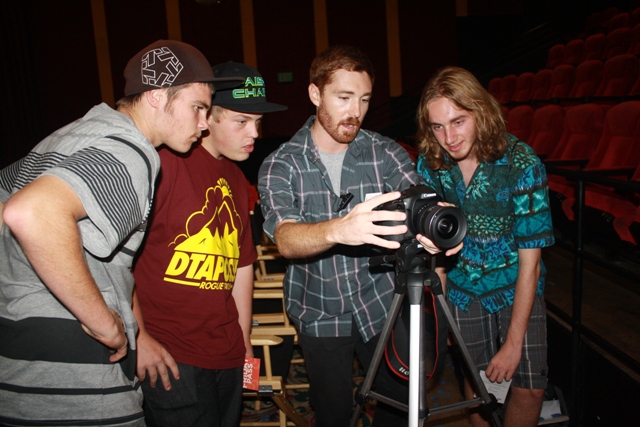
[349,240,502,427]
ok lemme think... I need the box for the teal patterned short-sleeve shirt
[416,134,555,313]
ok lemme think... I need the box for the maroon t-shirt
[134,144,257,369]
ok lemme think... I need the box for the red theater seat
[595,54,639,97]
[559,102,640,227]
[605,12,630,33]
[583,101,640,173]
[498,74,518,104]
[530,69,553,102]
[582,12,605,37]
[631,7,640,28]
[569,60,604,99]
[528,105,565,158]
[630,72,640,95]
[506,105,534,143]
[546,44,566,69]
[564,39,585,65]
[549,104,605,162]
[545,104,606,231]
[603,26,633,60]
[511,72,535,103]
[549,64,576,99]
[583,33,607,61]
[614,203,640,245]
[627,23,640,56]
[602,7,620,24]
[488,77,502,100]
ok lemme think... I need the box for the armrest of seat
[582,167,635,178]
[544,159,590,168]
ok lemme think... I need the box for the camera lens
[437,217,454,236]
[415,205,467,249]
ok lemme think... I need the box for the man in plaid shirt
[258,46,461,427]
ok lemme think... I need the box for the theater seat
[601,6,620,26]
[598,161,640,248]
[583,101,640,173]
[630,72,640,96]
[614,204,640,245]
[546,44,566,69]
[506,105,534,143]
[556,102,640,248]
[628,23,640,56]
[561,180,639,256]
[548,64,576,99]
[488,77,503,100]
[568,60,603,100]
[605,11,630,33]
[511,72,535,103]
[581,11,605,38]
[560,189,638,254]
[528,105,565,158]
[583,33,607,61]
[595,54,639,98]
[564,39,585,65]
[498,74,518,105]
[549,104,605,162]
[530,69,553,102]
[604,26,633,60]
[545,104,606,232]
[631,7,640,28]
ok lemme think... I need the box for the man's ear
[308,84,321,107]
[145,89,164,109]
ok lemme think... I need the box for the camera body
[374,185,467,249]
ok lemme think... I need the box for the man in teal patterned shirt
[415,66,555,427]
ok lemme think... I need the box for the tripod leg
[435,293,502,427]
[409,299,429,427]
[349,291,405,427]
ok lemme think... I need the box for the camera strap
[333,192,354,212]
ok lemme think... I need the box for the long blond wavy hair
[417,66,507,170]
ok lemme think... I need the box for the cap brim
[215,102,288,114]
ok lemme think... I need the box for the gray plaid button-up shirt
[258,116,423,341]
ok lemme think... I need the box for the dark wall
[253,0,317,139]
[0,0,462,171]
[1,0,632,170]
[1,0,101,169]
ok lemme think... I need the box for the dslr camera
[374,185,467,249]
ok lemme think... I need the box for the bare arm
[132,288,180,390]
[2,175,127,361]
[485,247,541,383]
[232,265,254,358]
[274,191,409,259]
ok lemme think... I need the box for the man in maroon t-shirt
[132,62,286,427]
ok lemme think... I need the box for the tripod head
[369,239,442,298]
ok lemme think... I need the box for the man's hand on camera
[416,202,464,256]
[416,234,463,256]
[331,191,408,249]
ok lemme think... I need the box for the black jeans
[298,319,408,427]
[142,363,243,427]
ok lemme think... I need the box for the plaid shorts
[448,294,548,389]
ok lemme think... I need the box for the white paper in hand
[479,370,512,404]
